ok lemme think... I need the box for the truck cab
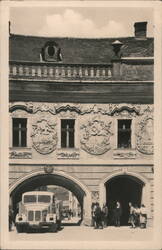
[15,191,62,233]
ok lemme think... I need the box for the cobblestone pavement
[10,225,153,242]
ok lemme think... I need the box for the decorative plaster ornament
[80,118,112,155]
[44,165,54,174]
[31,118,57,154]
[91,191,99,203]
[136,116,153,155]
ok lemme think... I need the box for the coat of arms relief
[31,118,57,154]
[80,117,113,155]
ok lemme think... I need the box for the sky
[10,7,154,38]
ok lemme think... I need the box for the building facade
[9,22,154,226]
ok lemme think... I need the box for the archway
[105,175,144,226]
[9,169,91,225]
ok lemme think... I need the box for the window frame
[115,118,135,149]
[60,119,75,149]
[12,117,27,148]
[117,119,132,149]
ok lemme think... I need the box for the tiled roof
[9,34,154,64]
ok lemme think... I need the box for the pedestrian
[108,201,115,226]
[114,201,122,227]
[101,203,108,227]
[134,204,140,227]
[140,204,147,229]
[94,203,103,229]
[9,205,14,231]
[91,203,97,228]
[128,202,136,228]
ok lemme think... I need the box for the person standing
[134,204,140,227]
[94,203,103,229]
[91,203,97,228]
[114,201,122,227]
[9,205,14,231]
[140,204,147,228]
[128,202,136,228]
[102,203,108,227]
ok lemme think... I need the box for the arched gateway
[99,169,151,226]
[9,168,92,225]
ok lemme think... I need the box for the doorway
[106,175,144,226]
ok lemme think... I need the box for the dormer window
[41,41,62,62]
[47,46,55,57]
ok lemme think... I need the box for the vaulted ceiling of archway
[105,174,144,186]
[11,174,85,205]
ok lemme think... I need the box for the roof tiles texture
[9,34,153,64]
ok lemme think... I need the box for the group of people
[92,201,122,229]
[91,201,147,229]
[128,203,147,229]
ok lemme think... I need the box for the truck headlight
[16,214,26,223]
[46,214,56,222]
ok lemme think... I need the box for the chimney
[134,22,147,39]
[111,40,123,59]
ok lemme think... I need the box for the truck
[15,191,62,233]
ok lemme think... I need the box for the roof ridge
[10,33,138,40]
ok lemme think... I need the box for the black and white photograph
[0,1,162,249]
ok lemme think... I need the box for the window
[61,119,75,148]
[12,118,27,147]
[38,195,51,203]
[41,41,62,62]
[118,119,131,148]
[24,195,37,203]
[47,46,55,57]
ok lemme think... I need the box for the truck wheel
[50,224,57,233]
[57,220,61,230]
[16,224,23,233]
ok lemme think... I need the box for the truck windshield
[24,195,37,203]
[38,195,51,203]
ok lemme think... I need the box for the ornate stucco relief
[57,149,80,159]
[136,106,154,155]
[113,149,136,159]
[9,150,32,159]
[9,102,153,117]
[80,117,113,155]
[31,118,58,154]
[91,191,99,203]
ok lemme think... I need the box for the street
[10,223,153,242]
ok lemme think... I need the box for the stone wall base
[83,217,92,226]
[147,217,153,227]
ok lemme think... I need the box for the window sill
[114,148,135,150]
[58,147,79,150]
[113,148,136,159]
[10,147,32,150]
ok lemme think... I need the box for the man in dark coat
[94,203,103,229]
[114,201,122,227]
[9,205,14,231]
[102,203,108,227]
